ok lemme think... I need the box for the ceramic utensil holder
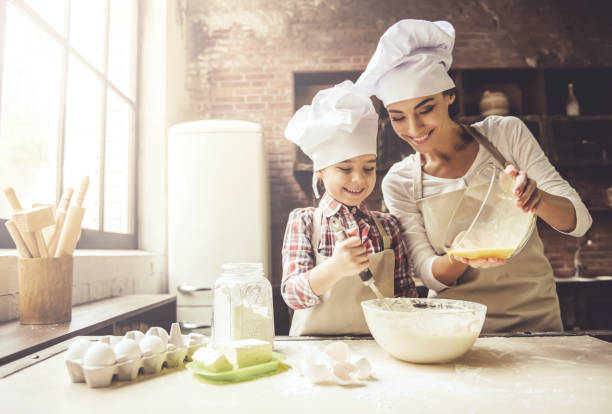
[18,256,73,324]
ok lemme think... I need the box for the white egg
[353,357,372,379]
[140,335,166,355]
[146,327,169,345]
[188,332,206,345]
[66,339,94,361]
[83,342,116,367]
[301,361,330,384]
[332,361,357,385]
[125,330,145,343]
[325,341,351,362]
[114,338,142,361]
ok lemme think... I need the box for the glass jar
[212,263,275,345]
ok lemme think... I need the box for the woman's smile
[404,128,434,146]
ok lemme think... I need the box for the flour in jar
[213,300,274,345]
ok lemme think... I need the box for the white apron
[415,125,563,333]
[289,208,395,336]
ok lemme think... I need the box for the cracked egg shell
[325,341,351,362]
[332,361,357,385]
[83,342,116,367]
[301,361,330,384]
[140,335,165,355]
[114,338,142,361]
[353,357,372,379]
[66,339,94,361]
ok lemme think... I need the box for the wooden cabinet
[292,67,612,172]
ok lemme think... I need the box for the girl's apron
[289,208,395,336]
[414,125,563,333]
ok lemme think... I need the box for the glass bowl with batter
[361,298,486,363]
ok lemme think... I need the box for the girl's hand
[504,165,542,213]
[452,255,506,269]
[331,236,369,277]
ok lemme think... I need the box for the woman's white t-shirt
[382,116,592,292]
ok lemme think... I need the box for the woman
[356,19,592,333]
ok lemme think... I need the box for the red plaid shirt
[281,193,417,310]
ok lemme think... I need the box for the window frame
[0,0,139,250]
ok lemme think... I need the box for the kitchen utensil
[212,263,274,346]
[18,255,73,324]
[329,216,386,301]
[361,298,486,363]
[3,187,39,257]
[13,205,55,258]
[56,177,89,257]
[48,187,73,256]
[443,163,536,261]
[5,220,32,258]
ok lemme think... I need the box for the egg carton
[65,322,209,388]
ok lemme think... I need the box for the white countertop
[1,336,612,414]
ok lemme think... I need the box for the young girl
[282,81,417,336]
[355,19,592,333]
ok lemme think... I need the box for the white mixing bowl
[362,298,486,364]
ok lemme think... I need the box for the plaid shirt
[281,193,417,310]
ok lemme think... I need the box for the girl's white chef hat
[356,19,456,106]
[285,80,378,172]
[285,80,378,197]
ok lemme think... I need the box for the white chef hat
[285,80,378,197]
[356,19,456,106]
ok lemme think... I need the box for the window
[0,0,139,249]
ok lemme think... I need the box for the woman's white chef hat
[285,80,378,197]
[356,19,456,106]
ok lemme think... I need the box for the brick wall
[183,0,612,287]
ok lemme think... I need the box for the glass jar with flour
[212,263,275,345]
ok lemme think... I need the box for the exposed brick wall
[183,0,612,287]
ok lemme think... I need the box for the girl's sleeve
[501,116,592,237]
[382,165,449,292]
[281,209,322,309]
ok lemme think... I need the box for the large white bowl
[362,298,486,364]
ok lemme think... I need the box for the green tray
[186,352,286,382]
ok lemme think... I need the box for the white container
[212,263,275,346]
[168,120,271,329]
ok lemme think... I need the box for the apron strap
[311,208,323,254]
[459,123,510,168]
[412,153,424,200]
[370,214,391,250]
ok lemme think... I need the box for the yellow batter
[446,247,515,260]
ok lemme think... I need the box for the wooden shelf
[0,294,177,366]
[549,115,612,122]
[291,67,612,170]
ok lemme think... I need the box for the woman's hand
[451,255,505,269]
[505,165,542,212]
[330,236,369,277]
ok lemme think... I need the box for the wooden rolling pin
[4,220,32,258]
[13,206,55,258]
[3,187,39,257]
[47,187,74,257]
[55,177,89,257]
